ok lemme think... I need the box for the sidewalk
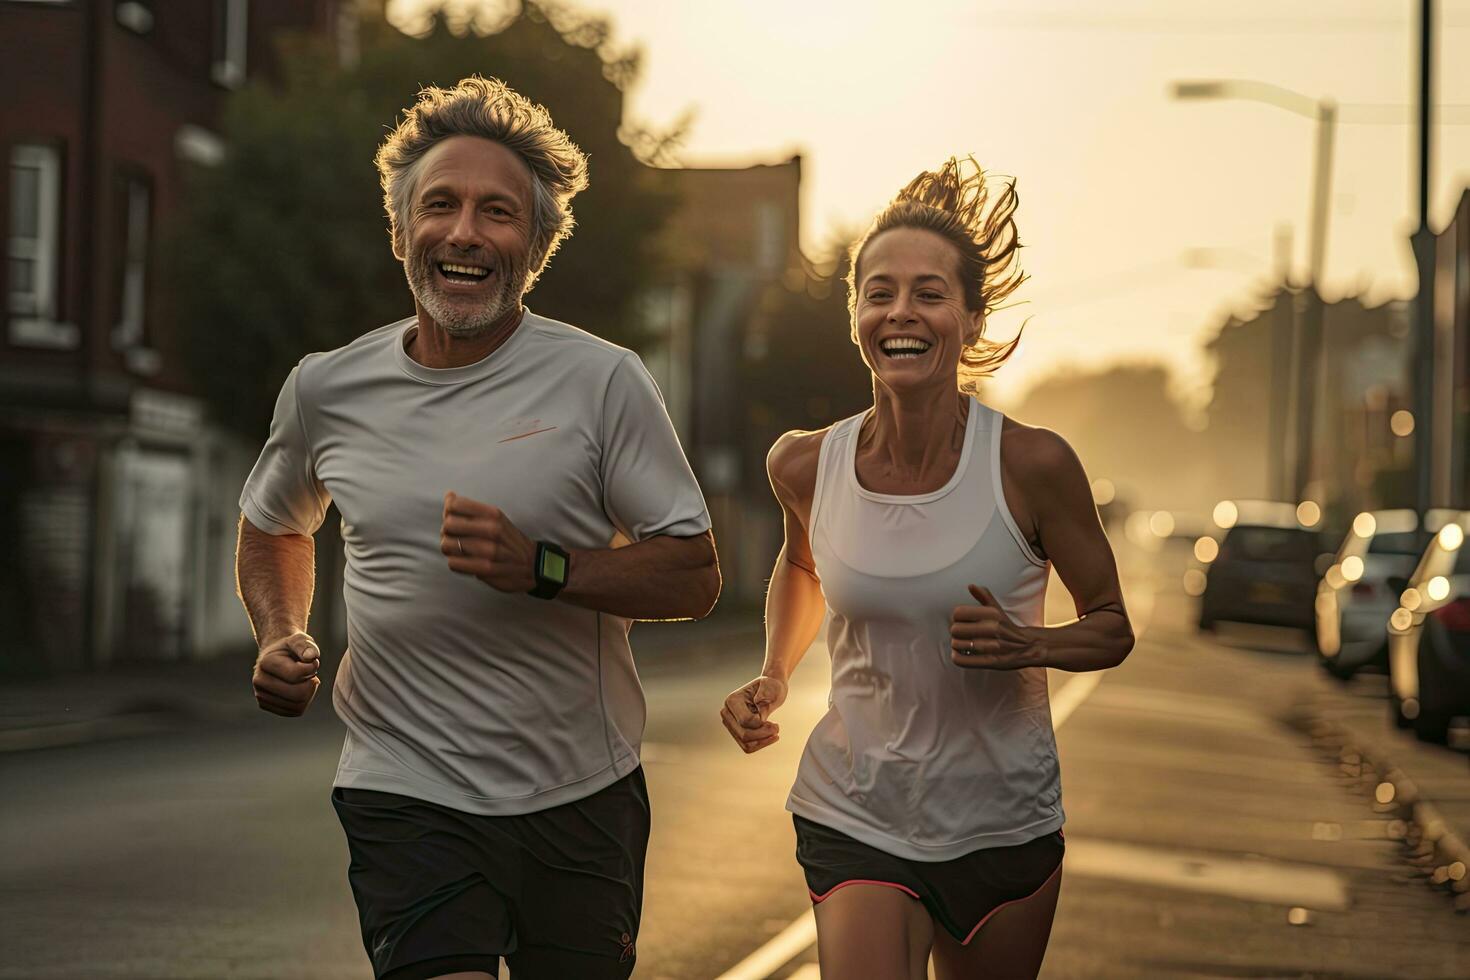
[1292,674,1470,913]
[0,611,765,754]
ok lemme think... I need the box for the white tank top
[786,397,1064,861]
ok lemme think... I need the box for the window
[8,144,76,348]
[211,0,248,88]
[755,201,784,274]
[111,170,151,357]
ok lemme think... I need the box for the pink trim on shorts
[958,859,1064,946]
[808,878,921,903]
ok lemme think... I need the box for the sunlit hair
[375,75,590,286]
[846,156,1026,390]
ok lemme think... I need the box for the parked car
[1387,511,1470,744]
[1314,509,1424,679]
[1198,516,1326,634]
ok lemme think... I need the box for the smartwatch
[529,541,570,600]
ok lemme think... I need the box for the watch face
[541,549,568,585]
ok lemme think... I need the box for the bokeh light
[1352,512,1376,538]
[1193,536,1219,564]
[1182,569,1207,596]
[1390,608,1414,631]
[1439,523,1465,551]
[1296,500,1321,527]
[1091,478,1116,506]
[1401,588,1422,612]
[1389,410,1415,437]
[1341,556,1364,582]
[1212,500,1238,530]
[1149,511,1175,538]
[1426,576,1450,602]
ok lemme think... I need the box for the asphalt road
[3,552,1468,979]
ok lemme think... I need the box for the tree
[738,241,873,487]
[1009,362,1209,514]
[170,1,680,438]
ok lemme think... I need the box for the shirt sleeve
[600,352,711,541]
[239,363,331,536]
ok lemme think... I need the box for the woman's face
[854,227,980,395]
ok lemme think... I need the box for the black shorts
[794,815,1064,946]
[331,768,649,980]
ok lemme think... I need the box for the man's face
[402,135,536,337]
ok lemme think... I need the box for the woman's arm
[720,430,827,752]
[950,425,1134,672]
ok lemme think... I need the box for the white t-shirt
[240,309,711,815]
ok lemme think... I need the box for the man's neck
[407,304,525,368]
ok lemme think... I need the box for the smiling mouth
[437,261,493,285]
[879,338,933,359]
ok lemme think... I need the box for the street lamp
[1171,78,1337,503]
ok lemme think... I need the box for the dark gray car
[1199,524,1324,634]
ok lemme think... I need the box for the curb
[1294,709,1470,914]
[0,699,257,754]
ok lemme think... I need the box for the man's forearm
[561,531,720,620]
[236,515,316,648]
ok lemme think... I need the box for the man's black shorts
[331,767,649,980]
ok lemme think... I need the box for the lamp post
[1171,79,1337,504]
[1411,0,1436,519]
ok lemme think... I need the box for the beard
[404,243,531,338]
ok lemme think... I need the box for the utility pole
[1292,99,1336,503]
[1412,0,1436,517]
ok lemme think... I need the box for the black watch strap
[529,541,570,600]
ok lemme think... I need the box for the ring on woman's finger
[456,537,465,557]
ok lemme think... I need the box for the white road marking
[712,911,818,980]
[1048,670,1102,728]
[1063,838,1350,911]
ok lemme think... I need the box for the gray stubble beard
[405,246,532,338]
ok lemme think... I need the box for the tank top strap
[808,413,864,540]
[980,401,1049,569]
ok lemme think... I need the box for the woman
[720,157,1134,979]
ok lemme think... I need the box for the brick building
[0,0,346,673]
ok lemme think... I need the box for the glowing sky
[392,0,1470,403]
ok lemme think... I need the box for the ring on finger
[456,537,465,557]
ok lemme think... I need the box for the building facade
[1,0,344,674]
[639,156,810,602]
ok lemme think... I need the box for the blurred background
[1,1,1468,978]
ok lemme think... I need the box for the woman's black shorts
[794,814,1065,945]
[331,768,649,980]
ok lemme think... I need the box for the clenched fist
[720,675,788,754]
[253,631,321,717]
[441,491,538,594]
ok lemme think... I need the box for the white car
[1315,509,1424,679]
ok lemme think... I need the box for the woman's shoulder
[996,413,1087,489]
[766,426,836,502]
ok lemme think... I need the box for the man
[236,76,719,980]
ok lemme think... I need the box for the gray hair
[375,75,590,283]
